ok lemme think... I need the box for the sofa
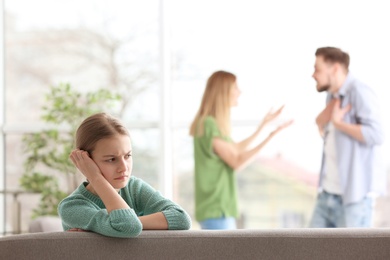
[1,228,390,260]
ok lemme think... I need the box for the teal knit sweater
[58,176,191,238]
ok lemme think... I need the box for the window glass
[5,0,160,123]
[169,0,390,228]
[3,0,390,233]
[4,0,160,234]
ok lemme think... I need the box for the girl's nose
[117,158,128,173]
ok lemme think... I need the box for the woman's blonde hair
[75,113,129,155]
[189,70,236,137]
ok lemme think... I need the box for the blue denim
[199,216,236,230]
[309,190,373,228]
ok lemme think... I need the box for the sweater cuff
[163,209,191,230]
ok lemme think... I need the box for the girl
[58,113,191,238]
[189,70,292,229]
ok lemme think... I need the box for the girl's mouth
[114,175,128,181]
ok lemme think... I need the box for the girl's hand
[69,149,102,181]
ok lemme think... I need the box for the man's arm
[332,88,384,145]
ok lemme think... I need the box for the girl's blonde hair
[189,70,236,137]
[75,113,129,155]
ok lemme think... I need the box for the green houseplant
[20,83,121,218]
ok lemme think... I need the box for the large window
[168,0,390,228]
[2,0,390,234]
[2,0,161,234]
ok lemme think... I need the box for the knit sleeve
[129,177,192,230]
[58,195,142,238]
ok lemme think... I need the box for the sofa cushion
[1,229,390,260]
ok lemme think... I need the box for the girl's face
[230,81,241,107]
[91,134,132,191]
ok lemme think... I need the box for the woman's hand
[69,149,102,181]
[261,105,285,127]
[269,119,294,137]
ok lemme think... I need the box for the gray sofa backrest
[1,229,390,260]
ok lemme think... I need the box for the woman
[58,112,191,238]
[189,70,292,229]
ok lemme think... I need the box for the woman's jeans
[199,216,236,230]
[309,190,373,228]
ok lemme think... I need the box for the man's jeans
[199,216,236,230]
[309,190,373,228]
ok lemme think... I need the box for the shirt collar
[337,72,353,97]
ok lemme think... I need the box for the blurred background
[1,0,390,234]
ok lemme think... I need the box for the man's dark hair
[315,47,350,71]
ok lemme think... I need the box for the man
[310,47,386,228]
